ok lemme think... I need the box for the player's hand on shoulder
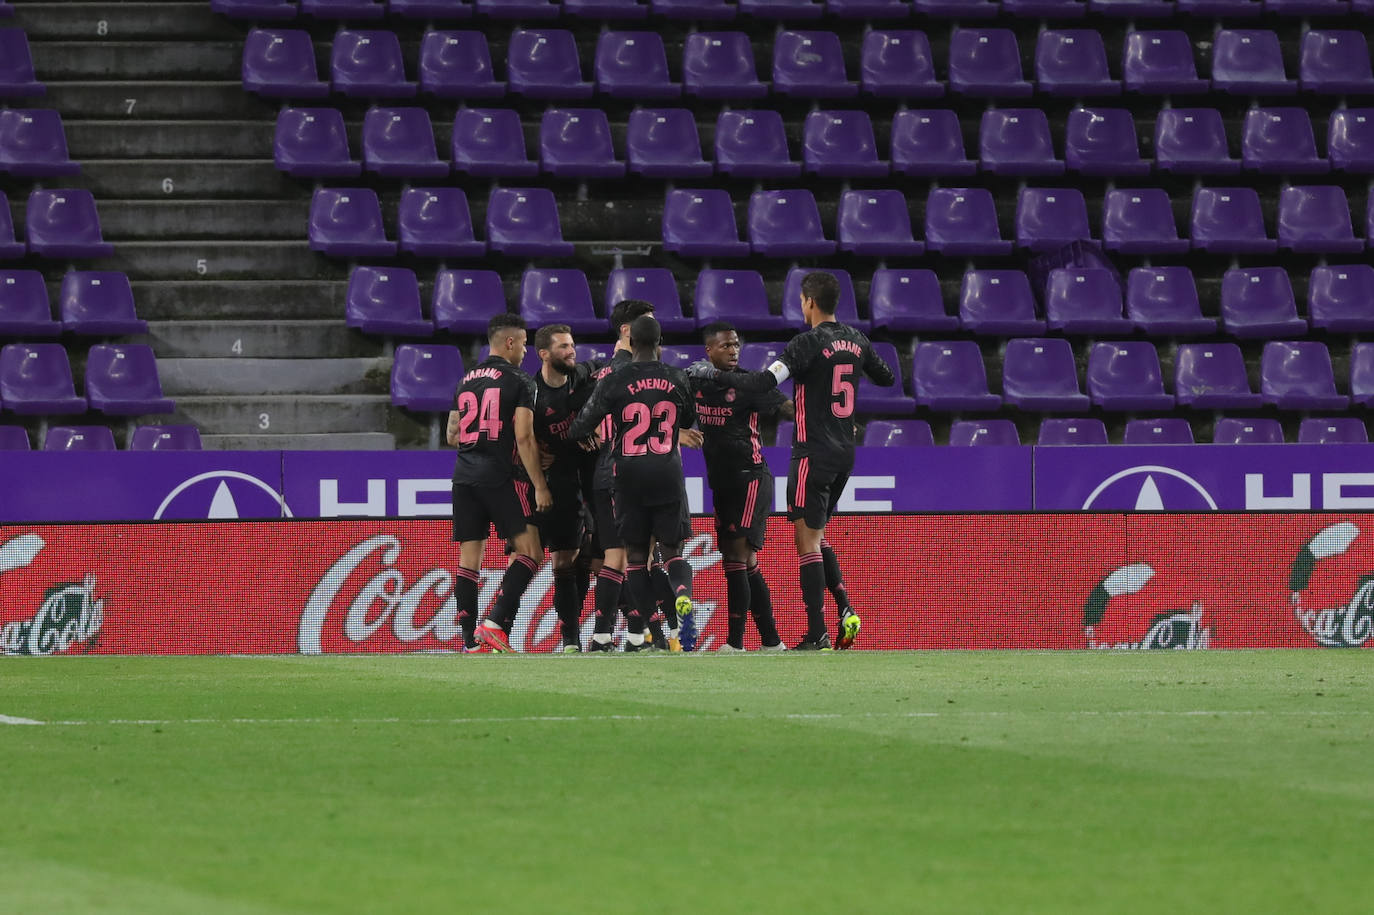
[679,427,704,449]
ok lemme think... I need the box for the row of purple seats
[242,27,1374,103]
[0,30,43,98]
[308,186,532,257]
[0,189,114,259]
[0,344,173,416]
[861,415,1371,448]
[0,270,148,336]
[0,424,203,451]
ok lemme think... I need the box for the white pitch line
[0,714,45,725]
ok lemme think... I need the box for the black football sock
[553,568,580,643]
[573,553,594,609]
[819,540,853,617]
[799,552,827,640]
[747,564,781,647]
[666,557,693,602]
[625,563,652,638]
[723,562,750,648]
[650,563,678,630]
[456,566,481,649]
[646,615,666,644]
[592,568,623,640]
[491,554,538,632]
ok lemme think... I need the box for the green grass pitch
[2,651,1371,914]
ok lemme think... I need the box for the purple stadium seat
[1015,188,1092,253]
[25,189,114,258]
[1301,31,1374,95]
[1178,0,1263,13]
[1357,0,1374,12]
[980,109,1063,176]
[85,344,174,415]
[486,187,573,257]
[1154,109,1239,175]
[869,269,957,333]
[1004,0,1087,14]
[301,0,384,17]
[1045,269,1133,335]
[1261,341,1347,410]
[0,29,43,98]
[890,109,977,177]
[59,272,147,335]
[540,108,625,179]
[0,344,86,414]
[1351,342,1374,405]
[1191,187,1275,254]
[451,109,537,177]
[683,33,767,99]
[773,31,856,99]
[241,29,327,98]
[863,420,934,448]
[1278,186,1361,254]
[851,343,912,415]
[0,270,57,336]
[949,420,1020,447]
[521,269,602,335]
[1174,343,1263,409]
[1329,110,1374,173]
[659,346,706,372]
[714,110,800,178]
[1123,419,1194,445]
[1368,195,1374,248]
[748,190,835,257]
[693,270,784,333]
[419,32,503,99]
[738,343,791,399]
[837,191,922,257]
[508,30,593,99]
[1036,29,1118,97]
[1242,108,1326,174]
[331,30,415,98]
[1064,108,1149,177]
[1270,0,1352,13]
[44,427,116,451]
[1002,338,1089,412]
[1086,342,1173,411]
[431,269,507,334]
[1212,30,1296,95]
[803,111,886,177]
[925,188,1013,256]
[1124,31,1207,96]
[362,108,448,178]
[129,425,203,450]
[627,109,710,178]
[915,0,997,14]
[1126,268,1216,336]
[740,0,825,17]
[1221,268,1308,338]
[949,29,1032,98]
[398,188,484,258]
[1102,189,1190,255]
[308,188,394,257]
[1298,418,1367,445]
[212,0,298,19]
[1,425,31,449]
[391,344,464,412]
[652,0,736,19]
[273,108,359,178]
[0,191,24,258]
[596,32,679,99]
[1038,418,1108,446]
[565,0,649,18]
[390,0,473,16]
[959,270,1045,335]
[605,268,693,333]
[346,266,431,336]
[476,0,560,17]
[1213,418,1283,445]
[1309,265,1374,332]
[663,189,749,257]
[0,110,78,177]
[860,31,943,99]
[1091,0,1173,14]
[781,268,867,332]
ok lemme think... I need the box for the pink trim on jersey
[794,456,810,508]
[749,412,762,465]
[741,476,759,528]
[795,386,807,443]
[515,480,532,517]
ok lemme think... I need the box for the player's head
[610,299,655,344]
[629,314,661,360]
[534,323,575,374]
[799,272,839,327]
[487,313,528,365]
[702,320,740,371]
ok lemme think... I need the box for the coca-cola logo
[1294,578,1374,648]
[1088,606,1211,651]
[1,533,105,656]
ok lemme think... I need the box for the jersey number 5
[456,388,503,444]
[831,364,855,418]
[622,401,676,455]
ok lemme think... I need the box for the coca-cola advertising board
[4,514,1372,656]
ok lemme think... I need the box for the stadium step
[70,160,300,201]
[109,242,345,281]
[141,320,380,359]
[163,394,393,436]
[31,41,241,81]
[155,358,391,396]
[131,280,345,321]
[200,432,398,451]
[14,2,240,41]
[63,200,308,242]
[65,121,275,159]
[43,82,275,121]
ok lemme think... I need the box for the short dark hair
[487,312,526,340]
[800,272,839,315]
[630,314,661,349]
[609,298,655,334]
[534,323,571,353]
[701,321,737,344]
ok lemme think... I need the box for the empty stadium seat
[1045,269,1133,335]
[1350,342,1374,405]
[693,270,784,333]
[802,111,886,177]
[659,346,705,372]
[85,344,174,415]
[1297,418,1367,444]
[739,0,825,17]
[925,189,1013,256]
[521,269,602,334]
[212,0,299,19]
[25,190,114,258]
[485,187,573,256]
[1270,0,1352,15]
[0,110,78,177]
[431,269,507,334]
[1328,110,1374,173]
[1064,108,1149,176]
[0,191,24,258]
[508,29,594,99]
[915,0,998,15]
[397,188,484,258]
[1123,419,1194,445]
[129,425,203,451]
[837,190,922,257]
[1087,342,1173,411]
[241,29,328,98]
[362,108,448,178]
[1241,108,1326,174]
[1308,265,1374,332]
[714,110,800,178]
[663,189,749,257]
[605,268,694,333]
[1092,0,1172,15]
[1002,338,1089,412]
[331,30,415,98]
[1277,186,1362,254]
[419,31,503,98]
[979,109,1063,176]
[781,268,867,331]
[1260,341,1347,410]
[890,109,977,177]
[476,0,559,18]
[1174,343,1263,409]
[595,31,679,99]
[1102,189,1191,255]
[949,29,1032,98]
[1154,108,1239,175]
[0,344,86,414]
[1212,30,1296,95]
[748,190,835,257]
[1015,188,1092,252]
[1300,30,1374,95]
[652,0,736,17]
[869,269,957,332]
[0,270,58,337]
[391,0,474,17]
[773,31,856,98]
[1038,418,1108,446]
[1125,267,1216,335]
[683,33,767,99]
[1036,29,1118,97]
[1213,418,1284,445]
[863,420,934,447]
[273,108,360,178]
[451,109,538,177]
[959,270,1045,335]
[1190,187,1276,254]
[308,187,395,257]
[860,31,943,99]
[59,272,147,335]
[300,0,385,18]
[856,342,913,414]
[1123,31,1208,95]
[564,0,649,18]
[1221,267,1308,337]
[540,108,625,178]
[345,266,431,336]
[44,426,116,451]
[627,109,711,178]
[391,344,464,412]
[949,420,1020,447]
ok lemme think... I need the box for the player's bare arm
[445,408,460,446]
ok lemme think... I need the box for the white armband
[767,360,791,384]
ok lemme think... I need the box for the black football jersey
[778,321,895,469]
[531,359,603,479]
[451,355,536,486]
[692,368,788,481]
[590,349,632,491]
